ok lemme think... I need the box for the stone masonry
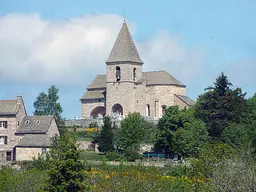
[80,21,195,119]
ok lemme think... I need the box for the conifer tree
[97,116,115,153]
[195,72,247,139]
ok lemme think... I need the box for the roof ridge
[143,70,167,73]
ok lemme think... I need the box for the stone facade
[0,96,27,162]
[80,22,194,119]
[0,96,60,163]
[15,147,50,161]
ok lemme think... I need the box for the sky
[0,0,255,119]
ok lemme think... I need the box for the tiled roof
[87,75,106,89]
[0,100,19,115]
[85,71,185,90]
[16,134,52,147]
[81,90,106,100]
[175,94,195,106]
[16,116,54,134]
[137,71,185,86]
[106,22,143,64]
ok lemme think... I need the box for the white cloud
[138,31,205,83]
[0,13,204,85]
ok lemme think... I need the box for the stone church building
[81,21,194,119]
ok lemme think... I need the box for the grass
[66,128,93,141]
[80,151,105,161]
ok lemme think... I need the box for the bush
[106,152,126,161]
[124,149,142,162]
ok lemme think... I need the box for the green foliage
[0,167,47,192]
[33,85,63,126]
[142,121,158,144]
[210,157,256,192]
[123,148,142,162]
[191,142,236,178]
[97,116,116,153]
[195,72,247,139]
[45,134,85,192]
[106,152,126,161]
[22,155,49,171]
[117,112,146,151]
[155,106,208,157]
[88,122,98,128]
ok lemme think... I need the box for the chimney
[17,96,22,105]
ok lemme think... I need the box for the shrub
[124,148,142,162]
[106,152,126,161]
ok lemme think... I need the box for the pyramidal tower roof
[106,22,143,64]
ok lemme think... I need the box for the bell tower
[105,21,143,116]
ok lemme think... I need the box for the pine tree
[195,72,247,139]
[97,116,115,153]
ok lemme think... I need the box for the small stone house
[0,96,26,162]
[81,21,195,119]
[15,116,60,161]
[0,96,59,163]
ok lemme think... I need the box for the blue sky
[0,0,255,118]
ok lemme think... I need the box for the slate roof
[16,134,52,147]
[137,71,185,87]
[0,100,19,115]
[87,75,106,89]
[81,90,106,100]
[16,116,54,134]
[175,94,195,106]
[83,70,185,99]
[106,22,143,64]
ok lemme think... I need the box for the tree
[97,116,115,153]
[155,106,209,157]
[45,134,85,192]
[195,72,247,139]
[33,85,63,125]
[117,112,146,151]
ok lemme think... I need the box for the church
[80,21,194,119]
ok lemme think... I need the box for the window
[162,105,167,115]
[0,136,7,145]
[146,104,150,116]
[17,121,19,126]
[0,121,7,128]
[6,152,11,161]
[25,120,30,124]
[42,147,47,154]
[133,68,136,81]
[36,120,40,124]
[115,66,121,81]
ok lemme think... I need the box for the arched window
[133,68,136,81]
[116,66,121,81]
[162,105,167,115]
[146,104,150,116]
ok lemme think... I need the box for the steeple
[106,22,143,64]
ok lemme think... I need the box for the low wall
[65,116,159,128]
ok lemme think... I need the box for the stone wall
[15,147,49,161]
[106,63,144,116]
[146,85,186,118]
[81,99,106,119]
[65,116,159,128]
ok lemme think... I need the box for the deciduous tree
[33,85,63,125]
[45,134,85,192]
